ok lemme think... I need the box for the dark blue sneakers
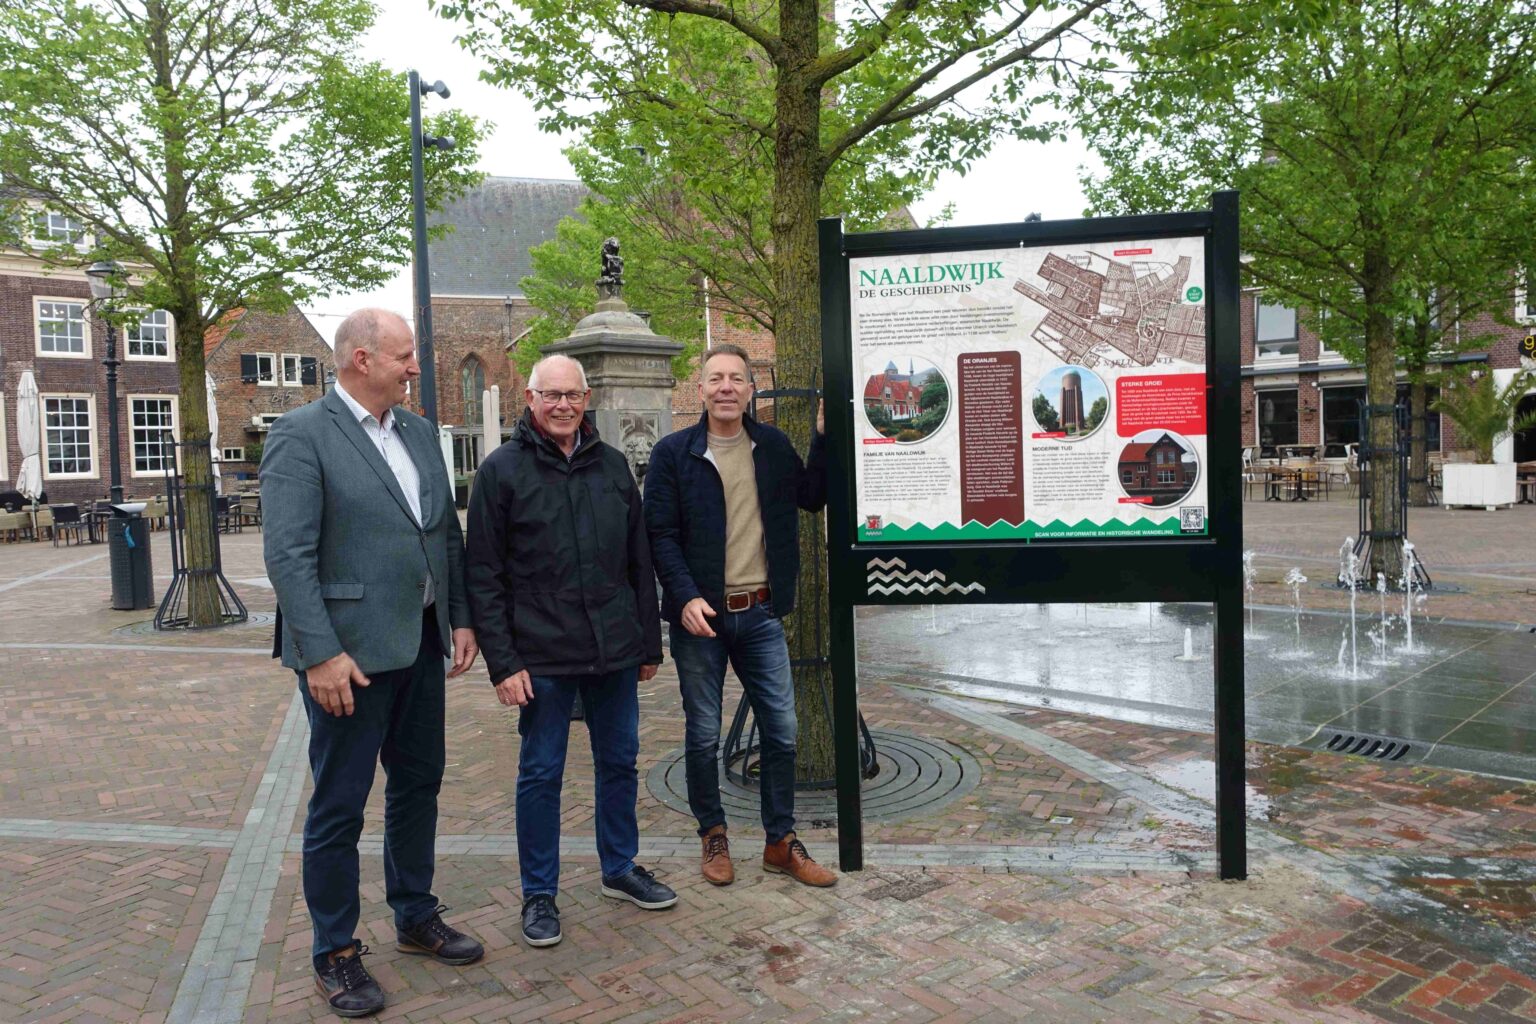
[521,894,562,947]
[600,865,678,910]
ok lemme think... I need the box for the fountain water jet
[1338,539,1360,678]
[1242,550,1257,638]
[1401,540,1421,654]
[1284,568,1308,649]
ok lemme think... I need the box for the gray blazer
[260,387,469,675]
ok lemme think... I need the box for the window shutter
[301,357,318,385]
[240,354,259,383]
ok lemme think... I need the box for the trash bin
[108,503,155,610]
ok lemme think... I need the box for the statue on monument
[597,236,624,302]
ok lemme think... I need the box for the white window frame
[34,296,92,359]
[255,352,277,386]
[127,394,179,478]
[41,393,98,480]
[1517,268,1535,325]
[125,309,175,361]
[1255,297,1299,360]
[221,446,245,462]
[281,353,303,386]
[0,395,8,481]
[30,209,87,247]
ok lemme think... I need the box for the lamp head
[419,78,450,99]
[85,259,124,304]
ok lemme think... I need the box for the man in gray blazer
[262,308,483,1018]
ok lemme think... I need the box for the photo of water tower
[1031,365,1109,439]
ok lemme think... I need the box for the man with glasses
[465,354,672,950]
[643,344,834,888]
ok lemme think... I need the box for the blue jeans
[516,668,640,897]
[670,603,797,843]
[299,609,444,965]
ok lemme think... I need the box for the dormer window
[31,210,86,246]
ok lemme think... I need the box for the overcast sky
[301,0,1099,344]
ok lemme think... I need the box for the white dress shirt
[335,382,433,606]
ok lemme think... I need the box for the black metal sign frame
[820,191,1246,880]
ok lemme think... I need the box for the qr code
[1180,506,1206,533]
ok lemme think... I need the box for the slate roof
[427,176,588,298]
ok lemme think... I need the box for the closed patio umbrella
[16,372,42,502]
[206,370,221,494]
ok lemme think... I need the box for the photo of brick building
[1117,429,1199,507]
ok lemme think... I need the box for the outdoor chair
[49,504,90,547]
[236,494,262,531]
[216,495,241,534]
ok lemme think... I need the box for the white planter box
[1442,462,1517,510]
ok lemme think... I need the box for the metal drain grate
[1323,732,1413,761]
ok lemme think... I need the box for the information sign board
[819,194,1247,881]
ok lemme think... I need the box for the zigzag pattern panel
[869,568,949,583]
[868,581,987,596]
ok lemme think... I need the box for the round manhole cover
[113,611,274,637]
[646,729,980,826]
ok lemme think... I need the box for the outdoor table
[1291,465,1324,501]
[1262,467,1297,501]
[83,504,112,543]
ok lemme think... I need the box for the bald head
[335,308,410,369]
[334,308,420,418]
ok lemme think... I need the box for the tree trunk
[173,317,222,626]
[1364,302,1404,580]
[1407,373,1430,508]
[772,2,835,782]
[149,0,222,627]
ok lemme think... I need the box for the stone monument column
[543,238,685,482]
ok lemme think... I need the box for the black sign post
[821,192,1246,880]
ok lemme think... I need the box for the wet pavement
[857,603,1536,782]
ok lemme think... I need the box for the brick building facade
[1,250,181,507]
[202,306,332,483]
[1239,282,1536,462]
[418,176,589,474]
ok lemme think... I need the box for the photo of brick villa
[863,356,949,442]
[1117,429,1199,507]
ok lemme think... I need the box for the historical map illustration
[1013,251,1205,367]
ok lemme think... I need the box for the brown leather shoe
[763,832,836,887]
[701,824,734,886]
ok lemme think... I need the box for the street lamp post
[409,70,455,425]
[86,259,125,505]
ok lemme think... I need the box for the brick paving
[0,510,1533,1022]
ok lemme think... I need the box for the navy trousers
[298,608,444,965]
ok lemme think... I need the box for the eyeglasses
[532,388,588,405]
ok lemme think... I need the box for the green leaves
[1079,0,1536,361]
[1432,366,1536,464]
[0,0,484,326]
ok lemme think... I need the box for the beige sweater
[708,430,769,592]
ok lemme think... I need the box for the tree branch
[618,0,781,59]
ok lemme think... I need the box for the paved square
[1,517,1533,1022]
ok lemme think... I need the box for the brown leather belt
[723,587,770,613]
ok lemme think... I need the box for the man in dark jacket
[643,344,835,889]
[466,354,674,950]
